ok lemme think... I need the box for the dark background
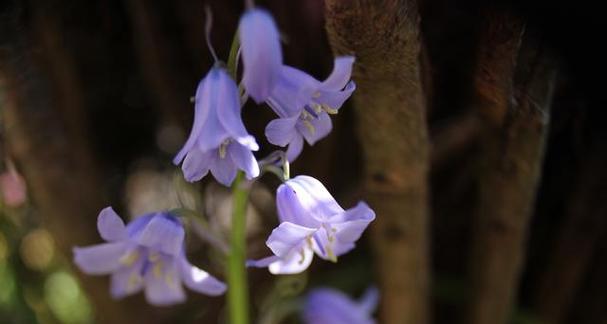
[0,0,605,323]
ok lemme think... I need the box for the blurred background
[0,0,605,323]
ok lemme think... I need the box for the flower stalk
[226,32,250,324]
[228,171,250,324]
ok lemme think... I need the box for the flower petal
[182,148,213,182]
[73,242,126,275]
[286,134,304,162]
[330,202,376,243]
[310,227,355,261]
[265,116,299,147]
[321,56,355,91]
[240,9,283,103]
[246,255,279,268]
[284,176,344,223]
[136,214,185,256]
[178,256,226,296]
[268,246,314,275]
[358,286,380,315]
[126,214,155,237]
[298,112,333,145]
[210,155,238,186]
[266,222,317,258]
[276,183,320,227]
[173,77,211,164]
[228,142,260,180]
[304,288,375,324]
[316,80,356,112]
[97,207,127,242]
[215,69,259,151]
[269,66,319,117]
[110,256,146,299]
[143,259,186,306]
[197,69,231,152]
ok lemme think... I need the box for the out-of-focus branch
[466,11,557,324]
[0,5,155,323]
[325,1,430,323]
[431,113,482,167]
[532,139,607,324]
[127,0,189,129]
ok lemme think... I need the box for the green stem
[227,30,240,78]
[227,171,250,324]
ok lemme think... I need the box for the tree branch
[325,1,430,323]
[466,11,557,324]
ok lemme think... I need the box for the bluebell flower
[73,207,226,306]
[303,287,379,324]
[239,8,356,161]
[264,57,356,161]
[248,175,375,274]
[173,67,260,186]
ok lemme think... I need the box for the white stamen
[298,248,306,264]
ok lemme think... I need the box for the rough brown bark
[466,12,557,324]
[325,1,430,323]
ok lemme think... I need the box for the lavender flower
[264,57,356,161]
[239,8,356,161]
[249,175,375,274]
[173,67,260,186]
[73,207,226,306]
[303,287,379,324]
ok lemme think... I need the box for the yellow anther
[301,111,311,120]
[326,246,337,263]
[128,273,142,289]
[321,104,338,114]
[153,262,163,278]
[303,120,315,135]
[219,143,228,159]
[120,250,140,267]
[165,273,176,288]
[312,103,323,114]
[148,251,161,263]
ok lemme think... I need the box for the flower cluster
[173,7,356,187]
[74,3,374,312]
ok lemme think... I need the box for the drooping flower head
[239,8,356,161]
[173,67,260,186]
[303,287,379,324]
[249,175,375,274]
[73,207,226,306]
[265,57,356,161]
